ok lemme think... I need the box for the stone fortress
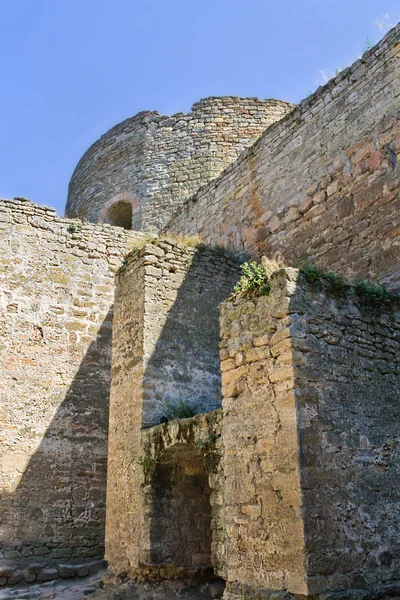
[0,22,399,600]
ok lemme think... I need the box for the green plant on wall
[135,454,156,484]
[301,260,348,296]
[162,398,198,420]
[68,222,81,233]
[354,280,391,310]
[232,261,271,299]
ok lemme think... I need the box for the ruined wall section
[0,198,141,567]
[293,282,400,594]
[219,270,400,599]
[167,26,400,290]
[106,241,240,575]
[219,272,307,596]
[66,97,293,232]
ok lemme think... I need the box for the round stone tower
[66,97,293,232]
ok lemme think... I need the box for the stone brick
[166,27,400,292]
[36,568,58,581]
[66,98,293,232]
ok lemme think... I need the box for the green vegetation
[301,260,395,312]
[67,223,81,233]
[162,398,199,420]
[230,256,396,314]
[232,261,272,299]
[301,260,348,296]
[196,433,220,472]
[354,280,391,310]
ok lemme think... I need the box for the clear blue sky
[0,0,398,215]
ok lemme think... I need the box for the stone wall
[167,25,400,290]
[219,272,307,596]
[66,97,293,232]
[0,198,141,569]
[106,241,240,575]
[219,268,400,599]
[140,412,224,578]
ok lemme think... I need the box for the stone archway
[98,193,142,230]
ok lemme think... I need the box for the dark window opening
[104,201,133,229]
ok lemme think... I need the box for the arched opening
[104,201,133,229]
[98,193,142,230]
[149,444,213,572]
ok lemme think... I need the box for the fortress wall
[0,198,140,568]
[219,270,400,599]
[66,98,293,232]
[106,241,239,576]
[167,25,400,290]
[293,278,400,595]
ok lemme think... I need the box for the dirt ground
[0,574,224,600]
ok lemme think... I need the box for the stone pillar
[219,268,400,598]
[105,240,240,576]
[219,269,308,596]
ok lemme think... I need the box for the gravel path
[0,576,224,600]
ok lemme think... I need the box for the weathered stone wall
[293,281,400,595]
[140,412,224,577]
[219,272,307,596]
[167,26,400,290]
[0,198,141,568]
[66,97,293,232]
[106,241,239,575]
[219,269,400,599]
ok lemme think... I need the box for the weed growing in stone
[67,222,81,233]
[162,398,198,420]
[301,260,348,296]
[301,260,396,311]
[196,434,220,472]
[354,280,391,310]
[232,261,271,299]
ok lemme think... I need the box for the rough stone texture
[66,97,293,232]
[219,272,307,596]
[219,268,400,598]
[105,242,239,576]
[0,198,142,567]
[167,26,400,290]
[140,413,223,575]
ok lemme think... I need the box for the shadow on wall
[140,245,241,428]
[149,444,213,570]
[0,310,114,566]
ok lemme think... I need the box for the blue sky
[0,0,398,215]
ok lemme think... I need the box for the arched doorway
[149,444,212,571]
[98,193,142,230]
[104,201,133,229]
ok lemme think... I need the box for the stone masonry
[167,25,400,291]
[1,21,400,600]
[219,269,400,599]
[106,241,239,575]
[66,97,293,232]
[0,198,141,575]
